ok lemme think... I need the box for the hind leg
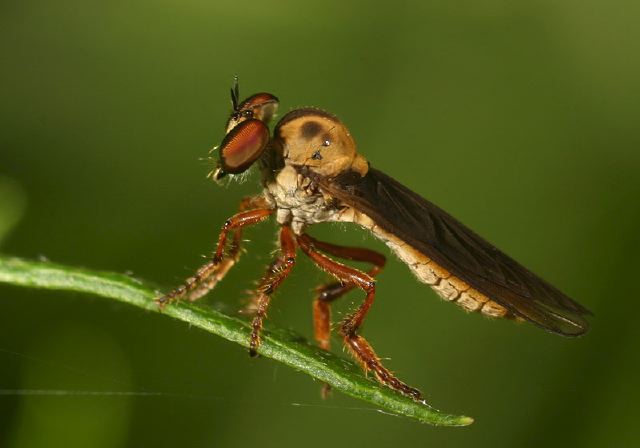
[298,233,421,401]
[305,235,386,351]
[305,236,386,397]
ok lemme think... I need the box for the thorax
[262,165,344,234]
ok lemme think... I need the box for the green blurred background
[1,1,639,446]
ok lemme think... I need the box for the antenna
[230,75,240,110]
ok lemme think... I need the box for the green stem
[0,255,472,426]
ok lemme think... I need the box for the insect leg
[303,235,386,351]
[248,225,297,356]
[302,235,386,397]
[298,234,422,401]
[188,196,271,300]
[156,204,273,308]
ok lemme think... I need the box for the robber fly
[157,79,591,401]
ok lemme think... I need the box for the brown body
[263,110,511,319]
[157,87,591,402]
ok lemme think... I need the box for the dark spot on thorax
[300,121,322,139]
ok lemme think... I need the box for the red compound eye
[219,119,270,174]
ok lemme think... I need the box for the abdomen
[341,208,516,319]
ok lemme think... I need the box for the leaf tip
[458,415,474,426]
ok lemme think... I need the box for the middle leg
[248,225,297,356]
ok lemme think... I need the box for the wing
[314,167,591,336]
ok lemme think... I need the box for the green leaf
[0,255,473,426]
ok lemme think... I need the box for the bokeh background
[1,1,639,447]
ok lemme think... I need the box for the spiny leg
[156,205,273,308]
[188,196,271,300]
[303,235,386,398]
[298,233,422,401]
[249,225,297,356]
[305,235,387,351]
[186,227,242,302]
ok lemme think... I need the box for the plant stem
[0,255,473,426]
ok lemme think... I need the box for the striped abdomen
[344,210,515,319]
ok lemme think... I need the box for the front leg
[156,204,273,308]
[187,196,272,301]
